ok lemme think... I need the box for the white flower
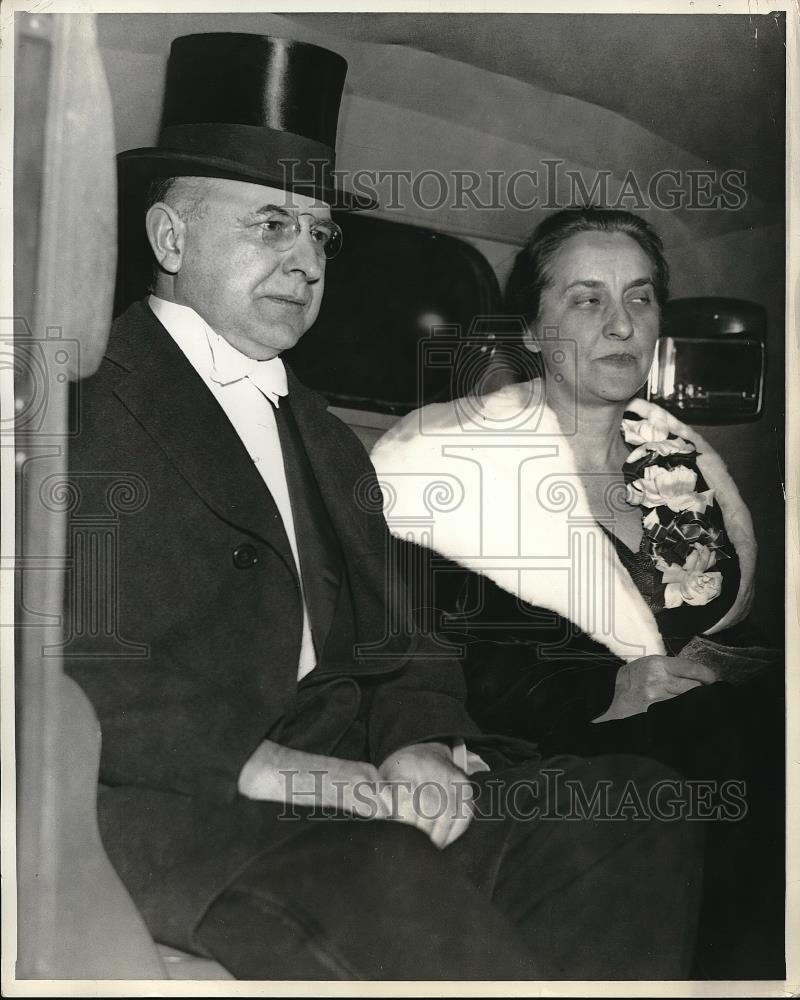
[657,544,722,609]
[680,488,715,513]
[625,437,696,465]
[686,545,718,573]
[625,465,714,514]
[625,465,714,513]
[621,417,668,445]
[622,417,695,465]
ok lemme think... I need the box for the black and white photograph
[2,2,796,994]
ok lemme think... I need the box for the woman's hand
[593,655,717,723]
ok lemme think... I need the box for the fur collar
[371,383,755,660]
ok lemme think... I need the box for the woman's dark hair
[505,207,670,322]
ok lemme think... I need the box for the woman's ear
[522,322,541,354]
[145,202,186,275]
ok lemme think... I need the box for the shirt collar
[149,295,288,405]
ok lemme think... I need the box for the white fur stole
[370,384,755,661]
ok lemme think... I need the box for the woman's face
[528,231,660,406]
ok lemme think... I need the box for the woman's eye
[574,296,600,307]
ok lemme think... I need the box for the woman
[371,208,782,977]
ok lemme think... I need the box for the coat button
[232,543,258,569]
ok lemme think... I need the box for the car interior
[10,9,787,982]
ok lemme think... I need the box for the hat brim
[117,148,377,212]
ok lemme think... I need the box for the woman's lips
[596,353,638,367]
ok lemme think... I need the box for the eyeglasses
[259,209,343,260]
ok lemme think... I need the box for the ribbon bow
[643,507,732,567]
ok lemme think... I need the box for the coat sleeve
[389,537,622,745]
[365,637,484,766]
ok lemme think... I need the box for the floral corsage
[621,415,732,610]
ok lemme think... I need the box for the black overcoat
[64,301,496,951]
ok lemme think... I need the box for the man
[66,32,702,980]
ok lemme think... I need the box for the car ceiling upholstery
[97,10,785,250]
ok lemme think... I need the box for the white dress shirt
[149,295,317,680]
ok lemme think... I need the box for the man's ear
[145,202,186,275]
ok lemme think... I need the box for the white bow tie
[208,336,288,407]
[244,358,289,407]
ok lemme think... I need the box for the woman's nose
[603,303,634,339]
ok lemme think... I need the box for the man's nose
[282,227,323,281]
[603,302,634,339]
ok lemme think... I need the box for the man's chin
[268,325,309,354]
[218,324,308,360]
[259,312,318,351]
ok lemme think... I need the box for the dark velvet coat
[65,301,519,951]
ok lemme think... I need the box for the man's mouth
[264,295,308,308]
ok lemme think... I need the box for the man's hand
[238,740,388,819]
[593,655,717,723]
[377,741,474,849]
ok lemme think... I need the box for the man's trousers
[195,754,704,980]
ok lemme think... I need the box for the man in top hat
[65,32,703,980]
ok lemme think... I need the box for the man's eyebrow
[242,203,290,221]
[253,203,290,216]
[237,203,292,226]
[239,203,331,226]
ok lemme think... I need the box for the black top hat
[117,33,375,210]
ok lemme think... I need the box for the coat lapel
[275,395,344,663]
[106,301,299,579]
[282,370,374,547]
[284,369,419,675]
